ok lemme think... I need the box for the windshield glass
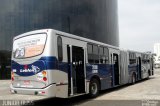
[13,33,47,59]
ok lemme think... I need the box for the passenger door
[110,50,120,86]
[67,45,85,95]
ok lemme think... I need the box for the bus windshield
[13,33,47,59]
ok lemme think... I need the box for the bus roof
[13,29,152,55]
[13,29,119,50]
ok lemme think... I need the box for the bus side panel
[120,50,129,85]
[141,63,149,79]
[50,35,69,98]
[49,69,68,98]
[128,64,137,83]
[99,64,113,90]
[86,63,113,90]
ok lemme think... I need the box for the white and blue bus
[10,29,154,98]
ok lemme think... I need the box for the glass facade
[0,0,118,79]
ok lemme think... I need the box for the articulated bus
[10,29,154,98]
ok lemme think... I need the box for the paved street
[0,69,160,106]
[95,69,160,100]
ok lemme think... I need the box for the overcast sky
[118,0,160,52]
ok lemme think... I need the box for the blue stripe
[11,56,58,76]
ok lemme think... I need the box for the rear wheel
[89,79,100,97]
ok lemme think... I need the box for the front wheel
[89,79,100,98]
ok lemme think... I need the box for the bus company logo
[20,65,40,73]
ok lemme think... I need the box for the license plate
[24,80,30,85]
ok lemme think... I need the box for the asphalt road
[1,69,160,106]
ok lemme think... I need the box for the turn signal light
[42,71,47,77]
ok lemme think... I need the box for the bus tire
[89,78,100,98]
[131,73,136,84]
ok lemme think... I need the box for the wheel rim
[91,83,98,95]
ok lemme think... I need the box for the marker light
[11,72,14,81]
[42,91,45,94]
[39,91,45,94]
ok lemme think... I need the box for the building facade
[0,0,119,79]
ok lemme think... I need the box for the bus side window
[93,45,99,63]
[99,47,104,64]
[87,44,94,63]
[129,52,136,65]
[57,36,63,62]
[104,47,109,64]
